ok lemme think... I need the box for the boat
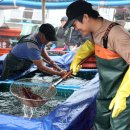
[0,60,98,130]
[0,48,11,56]
[0,27,21,55]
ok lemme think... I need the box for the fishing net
[10,78,56,108]
[8,76,88,118]
[10,77,76,108]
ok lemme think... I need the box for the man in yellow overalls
[64,1,130,130]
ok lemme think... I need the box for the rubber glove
[109,67,130,118]
[70,40,95,75]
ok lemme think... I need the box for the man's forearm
[41,49,52,62]
[39,64,61,76]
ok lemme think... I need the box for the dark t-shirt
[55,26,88,47]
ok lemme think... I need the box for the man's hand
[59,70,67,77]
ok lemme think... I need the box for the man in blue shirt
[1,23,66,79]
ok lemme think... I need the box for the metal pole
[42,0,46,24]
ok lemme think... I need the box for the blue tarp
[0,53,99,130]
[0,73,99,130]
[50,51,76,70]
[0,54,37,80]
[0,0,130,9]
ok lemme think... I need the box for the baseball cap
[64,0,92,29]
[39,23,57,41]
[61,16,68,21]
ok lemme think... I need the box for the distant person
[1,23,66,80]
[45,16,68,50]
[64,26,90,50]
[54,16,68,49]
[114,7,130,20]
[53,16,89,51]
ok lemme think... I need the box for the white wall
[99,7,116,21]
[46,9,66,27]
[0,10,5,26]
[1,8,66,28]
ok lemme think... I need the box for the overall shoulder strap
[17,34,38,45]
[17,34,31,44]
[102,22,119,48]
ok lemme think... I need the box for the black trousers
[1,53,32,80]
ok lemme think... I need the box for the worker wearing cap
[54,16,69,49]
[1,23,66,80]
[54,16,86,50]
[64,1,130,130]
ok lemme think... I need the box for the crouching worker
[1,23,66,80]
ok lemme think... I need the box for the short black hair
[39,23,57,41]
